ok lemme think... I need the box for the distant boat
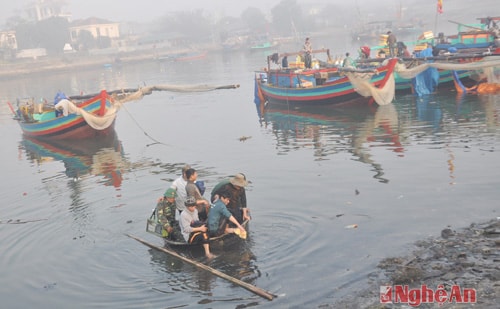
[433,17,500,52]
[351,20,421,43]
[158,50,207,62]
[249,41,279,51]
[173,50,207,61]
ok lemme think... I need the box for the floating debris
[238,136,252,142]
[345,224,358,229]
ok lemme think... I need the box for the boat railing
[266,48,331,71]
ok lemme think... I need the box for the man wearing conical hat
[211,173,250,224]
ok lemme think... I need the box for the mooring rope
[119,102,169,147]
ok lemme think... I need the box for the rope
[119,102,170,147]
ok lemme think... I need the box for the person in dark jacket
[211,173,250,224]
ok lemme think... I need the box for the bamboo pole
[355,52,500,64]
[69,84,240,101]
[126,234,276,301]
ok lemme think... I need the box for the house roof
[71,17,117,27]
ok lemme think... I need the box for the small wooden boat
[254,49,398,108]
[147,209,249,247]
[249,41,279,52]
[12,90,117,140]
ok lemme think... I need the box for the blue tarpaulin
[412,47,439,96]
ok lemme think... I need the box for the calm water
[1,49,499,308]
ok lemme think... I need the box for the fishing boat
[254,49,398,109]
[433,18,500,53]
[173,50,207,62]
[9,84,240,142]
[351,20,421,43]
[356,42,500,96]
[11,90,118,140]
[156,50,207,62]
[249,41,279,52]
[147,209,249,247]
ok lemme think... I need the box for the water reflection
[478,94,500,130]
[415,95,443,132]
[20,130,127,188]
[409,92,500,134]
[260,104,404,183]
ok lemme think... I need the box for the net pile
[55,99,121,130]
[345,57,500,104]
[395,57,500,82]
[345,65,396,106]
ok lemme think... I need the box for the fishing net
[395,57,500,83]
[346,71,396,106]
[114,84,240,104]
[55,99,121,130]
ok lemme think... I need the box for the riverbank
[0,45,216,79]
[328,217,500,308]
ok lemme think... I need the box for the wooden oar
[126,234,276,301]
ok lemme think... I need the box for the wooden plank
[126,234,276,301]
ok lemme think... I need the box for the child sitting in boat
[179,197,215,259]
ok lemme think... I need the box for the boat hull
[394,69,475,94]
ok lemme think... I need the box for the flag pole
[434,0,443,36]
[434,9,438,36]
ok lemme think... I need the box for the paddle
[126,233,276,301]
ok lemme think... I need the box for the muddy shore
[325,217,500,308]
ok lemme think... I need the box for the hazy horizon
[1,0,283,25]
[1,0,497,36]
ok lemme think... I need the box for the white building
[69,17,120,42]
[25,0,71,22]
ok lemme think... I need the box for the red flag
[437,0,443,14]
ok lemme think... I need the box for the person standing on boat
[207,191,246,238]
[400,43,411,58]
[342,52,355,68]
[185,168,210,221]
[179,197,214,259]
[303,37,313,69]
[386,31,397,57]
[53,91,69,117]
[156,188,183,241]
[282,55,289,69]
[211,173,250,225]
[169,164,191,219]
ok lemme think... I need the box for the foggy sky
[0,0,403,26]
[1,0,497,32]
[0,0,283,25]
